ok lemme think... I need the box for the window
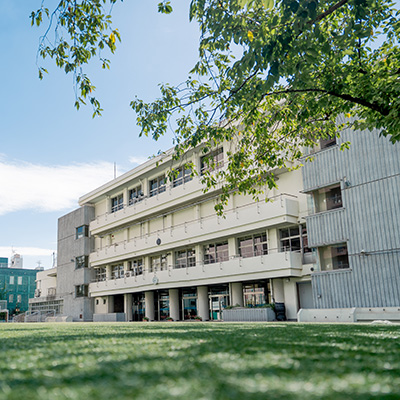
[200,148,224,175]
[128,258,144,276]
[238,233,268,258]
[17,295,22,303]
[17,276,23,285]
[280,227,302,252]
[204,242,229,264]
[314,184,342,213]
[9,294,13,303]
[76,225,89,239]
[175,249,196,269]
[75,285,89,297]
[9,276,14,285]
[129,186,144,205]
[111,194,124,213]
[95,267,106,281]
[320,136,337,149]
[75,256,89,269]
[320,243,349,271]
[243,282,271,307]
[96,299,99,305]
[111,264,124,279]
[149,175,166,197]
[173,166,193,187]
[150,254,168,272]
[103,299,107,305]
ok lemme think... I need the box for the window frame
[150,254,168,272]
[200,148,224,175]
[320,243,350,271]
[75,284,89,298]
[111,194,124,213]
[95,267,107,281]
[238,233,268,258]
[204,241,229,264]
[128,258,144,276]
[175,248,196,269]
[320,136,337,150]
[111,263,124,279]
[128,186,144,205]
[172,166,193,187]
[76,225,89,239]
[75,255,89,269]
[313,184,343,213]
[149,175,166,197]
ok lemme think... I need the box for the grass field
[0,322,399,399]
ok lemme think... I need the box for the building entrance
[132,293,145,321]
[182,289,197,320]
[209,294,229,320]
[155,290,169,321]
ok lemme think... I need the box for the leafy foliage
[35,0,400,208]
[32,0,122,117]
[1,323,400,399]
[132,0,400,209]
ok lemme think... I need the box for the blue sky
[0,1,200,268]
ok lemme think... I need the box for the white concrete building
[79,145,315,321]
[29,267,62,315]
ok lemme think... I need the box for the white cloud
[0,158,116,216]
[129,156,149,165]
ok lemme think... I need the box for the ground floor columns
[145,291,155,321]
[197,285,209,321]
[169,289,180,321]
[272,279,285,303]
[124,293,132,322]
[231,282,244,307]
[107,295,114,313]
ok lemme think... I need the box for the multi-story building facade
[29,267,62,315]
[29,206,95,321]
[79,145,315,321]
[0,263,37,314]
[302,117,400,309]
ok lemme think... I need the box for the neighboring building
[78,144,314,321]
[10,253,23,269]
[0,265,37,314]
[29,267,62,315]
[0,258,8,269]
[302,117,400,309]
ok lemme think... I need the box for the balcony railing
[90,248,302,284]
[91,193,299,265]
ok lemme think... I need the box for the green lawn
[0,322,399,399]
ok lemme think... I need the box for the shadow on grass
[0,323,399,399]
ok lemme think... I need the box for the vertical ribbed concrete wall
[302,117,400,308]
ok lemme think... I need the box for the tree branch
[262,88,390,116]
[309,0,350,24]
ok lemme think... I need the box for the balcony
[89,194,299,266]
[306,208,347,247]
[90,176,209,235]
[89,250,303,296]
